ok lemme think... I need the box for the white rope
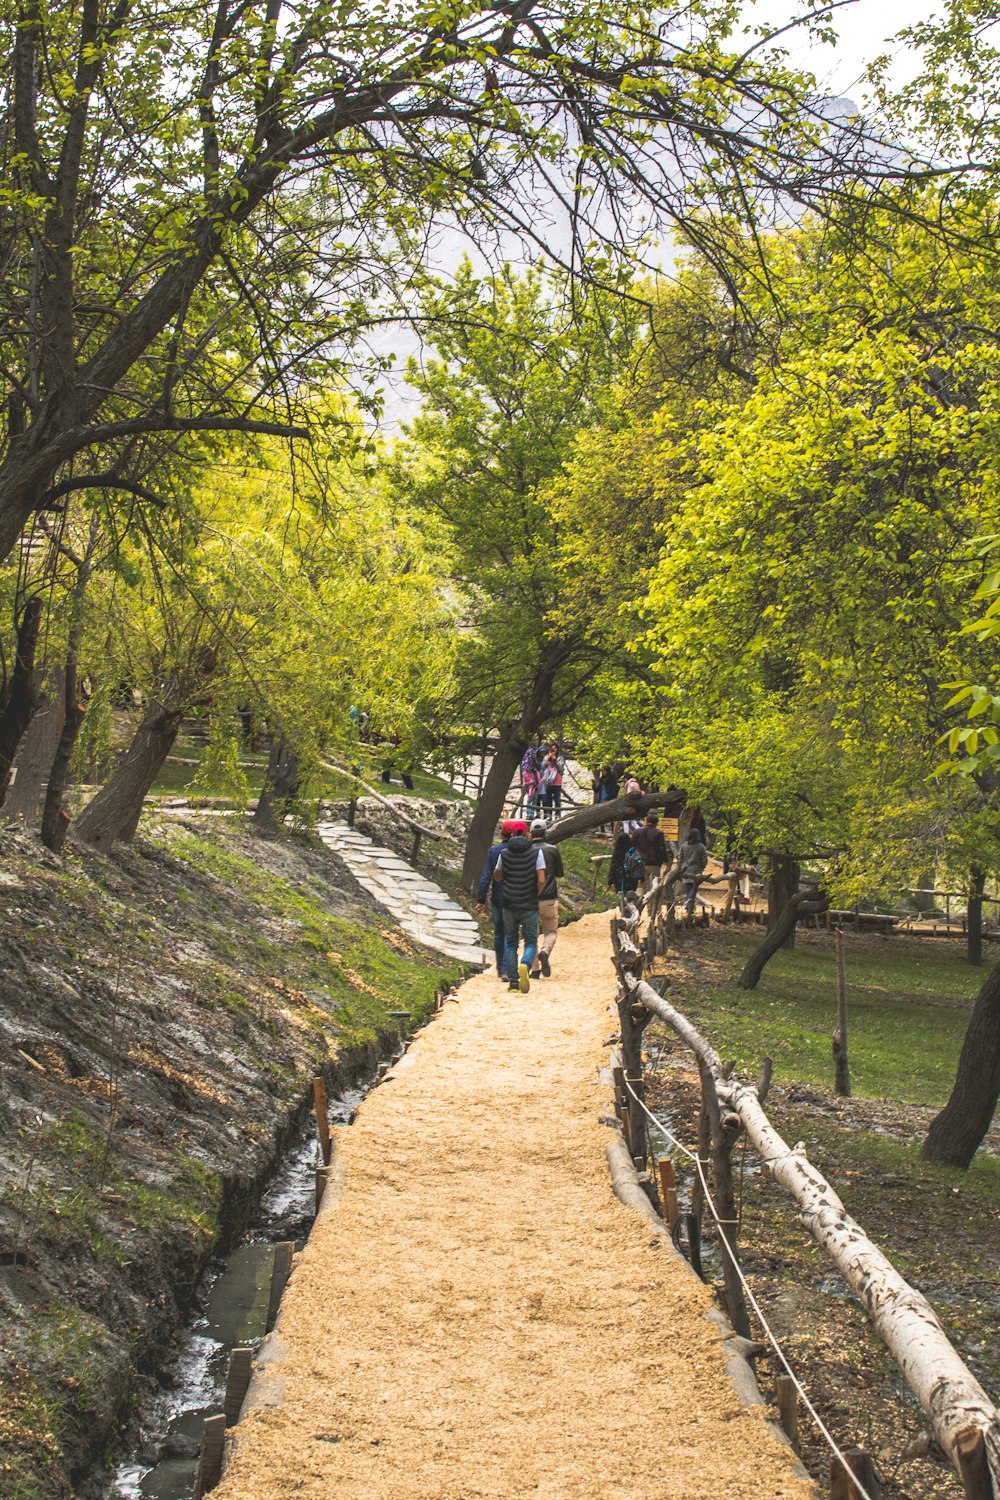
[623,1076,878,1500]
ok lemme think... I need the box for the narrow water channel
[112,1074,375,1500]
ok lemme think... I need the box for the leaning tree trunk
[253,739,300,838]
[0,596,44,806]
[40,519,97,852]
[922,957,1000,1168]
[767,853,800,950]
[967,865,985,968]
[738,889,829,990]
[4,669,64,824]
[74,701,183,851]
[40,662,87,853]
[461,732,525,891]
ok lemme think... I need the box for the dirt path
[216,913,813,1499]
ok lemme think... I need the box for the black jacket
[495,834,541,909]
[533,839,564,900]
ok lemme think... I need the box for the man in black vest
[492,820,546,992]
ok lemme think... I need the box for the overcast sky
[368,0,946,431]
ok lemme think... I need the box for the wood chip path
[217,912,814,1500]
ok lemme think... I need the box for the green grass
[556,834,615,917]
[162,830,456,1043]
[681,929,983,1108]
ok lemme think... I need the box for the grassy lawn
[672,926,985,1108]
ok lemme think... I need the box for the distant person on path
[521,744,543,820]
[622,769,642,797]
[528,817,564,978]
[608,828,644,898]
[477,819,517,980]
[492,821,545,992]
[634,812,669,892]
[541,743,565,820]
[678,827,709,915]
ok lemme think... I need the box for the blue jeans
[542,785,562,818]
[490,902,505,973]
[502,907,539,983]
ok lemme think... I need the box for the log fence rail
[610,878,1000,1500]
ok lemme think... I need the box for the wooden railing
[609,881,1000,1500]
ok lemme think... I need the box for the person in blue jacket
[476,819,517,980]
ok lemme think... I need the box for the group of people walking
[520,743,566,821]
[608,811,710,916]
[477,817,564,991]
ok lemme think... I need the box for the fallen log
[626,972,1000,1492]
[545,788,684,844]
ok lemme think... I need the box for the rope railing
[608,886,1000,1500]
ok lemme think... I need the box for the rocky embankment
[0,816,453,1499]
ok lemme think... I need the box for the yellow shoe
[518,963,530,993]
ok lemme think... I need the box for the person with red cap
[477,818,518,979]
[492,819,546,992]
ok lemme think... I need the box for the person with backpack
[609,829,644,898]
[476,819,517,980]
[678,827,709,915]
[528,817,564,977]
[492,821,546,991]
[634,811,669,892]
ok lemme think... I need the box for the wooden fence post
[223,1347,254,1427]
[193,1413,227,1497]
[313,1076,332,1166]
[955,1428,994,1500]
[774,1374,799,1453]
[266,1241,294,1333]
[833,927,851,1097]
[657,1156,679,1230]
[830,1448,881,1500]
[698,1059,751,1339]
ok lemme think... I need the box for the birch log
[626,973,1000,1492]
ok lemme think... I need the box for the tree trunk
[40,518,97,852]
[4,669,64,824]
[767,853,800,950]
[738,889,829,990]
[74,701,182,850]
[461,732,525,891]
[0,597,45,806]
[40,663,87,853]
[546,788,685,845]
[922,958,1000,1168]
[967,866,985,968]
[253,739,300,838]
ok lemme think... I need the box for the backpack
[622,846,645,886]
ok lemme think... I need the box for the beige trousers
[538,898,559,954]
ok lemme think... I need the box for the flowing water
[111,1077,374,1499]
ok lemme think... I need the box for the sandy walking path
[216,913,813,1500]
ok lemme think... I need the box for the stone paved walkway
[316,818,491,969]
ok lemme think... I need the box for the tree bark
[546,788,685,845]
[767,853,800,950]
[922,959,1000,1168]
[0,597,45,806]
[967,865,985,968]
[40,520,98,851]
[738,889,829,990]
[4,669,64,824]
[461,732,525,891]
[73,700,183,850]
[253,739,300,838]
[833,927,850,1097]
